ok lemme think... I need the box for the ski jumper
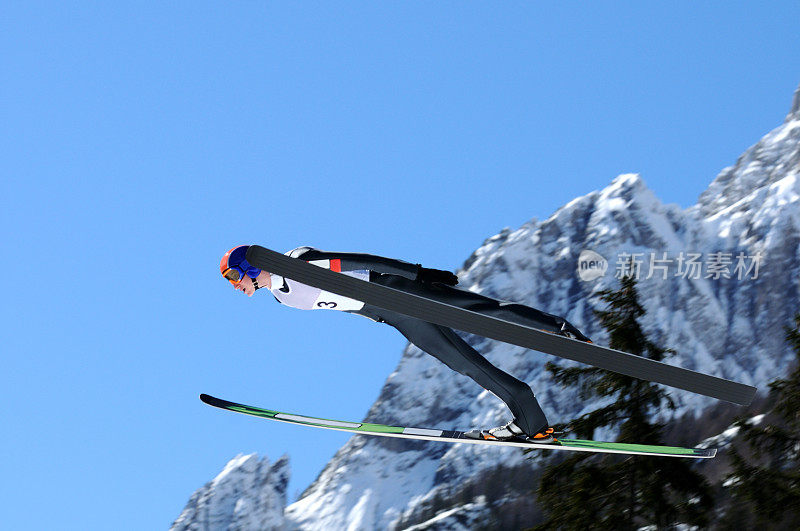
[269,247,579,435]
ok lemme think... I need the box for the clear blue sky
[2,2,799,529]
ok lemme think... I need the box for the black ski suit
[269,247,586,435]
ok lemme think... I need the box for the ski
[200,394,716,459]
[245,245,756,405]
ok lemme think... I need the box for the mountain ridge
[174,82,800,530]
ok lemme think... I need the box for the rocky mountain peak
[171,453,289,531]
[695,86,800,219]
[788,82,800,123]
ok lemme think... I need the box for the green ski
[200,394,716,459]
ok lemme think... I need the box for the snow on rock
[403,496,491,531]
[171,453,289,531]
[285,438,443,530]
[697,414,767,450]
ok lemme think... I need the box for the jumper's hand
[416,266,459,286]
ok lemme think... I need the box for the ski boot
[465,420,558,443]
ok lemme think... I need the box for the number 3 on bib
[312,290,365,311]
[306,266,370,312]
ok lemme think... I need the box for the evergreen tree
[722,314,800,529]
[534,271,713,530]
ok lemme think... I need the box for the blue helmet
[220,245,262,284]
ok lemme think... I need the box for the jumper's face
[231,271,271,297]
[233,275,257,297]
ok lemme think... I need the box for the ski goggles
[222,265,247,285]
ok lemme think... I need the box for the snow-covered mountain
[175,83,800,530]
[171,454,289,531]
